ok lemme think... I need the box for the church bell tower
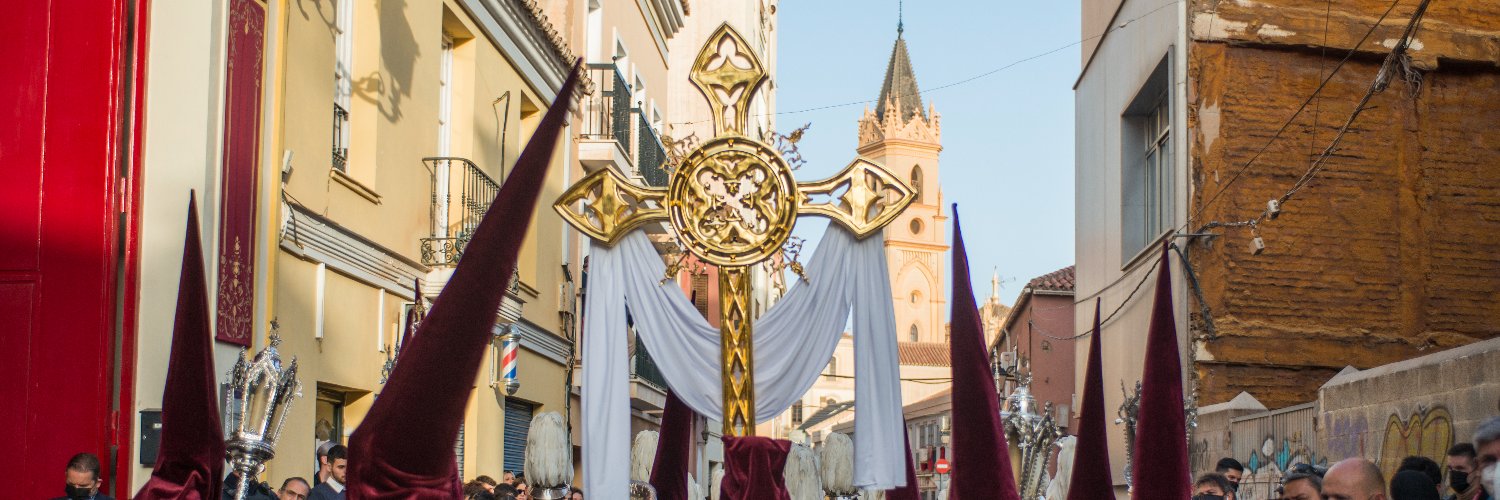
[858,25,948,344]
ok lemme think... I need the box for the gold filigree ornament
[690,25,768,136]
[669,137,797,267]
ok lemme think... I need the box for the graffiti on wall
[1236,433,1325,500]
[1324,413,1370,460]
[1378,406,1454,480]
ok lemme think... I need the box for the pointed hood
[345,62,581,499]
[1130,245,1190,499]
[947,206,1021,500]
[884,429,921,500]
[650,392,697,500]
[875,31,926,123]
[1067,299,1114,500]
[135,193,226,500]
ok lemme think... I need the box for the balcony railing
[421,157,499,267]
[637,113,668,187]
[633,337,669,390]
[581,64,632,152]
[332,103,350,172]
[580,63,669,187]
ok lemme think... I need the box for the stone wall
[1318,337,1500,480]
[1190,339,1500,499]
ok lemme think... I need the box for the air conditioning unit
[999,351,1017,371]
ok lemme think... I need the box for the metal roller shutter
[503,399,535,475]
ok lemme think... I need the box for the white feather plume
[1044,436,1077,500]
[686,473,699,500]
[710,464,724,500]
[524,412,574,487]
[819,432,855,494]
[630,430,660,482]
[784,442,822,500]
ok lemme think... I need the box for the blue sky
[774,0,1082,308]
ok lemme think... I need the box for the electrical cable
[666,0,1184,127]
[1189,0,1403,229]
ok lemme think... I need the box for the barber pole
[500,333,520,395]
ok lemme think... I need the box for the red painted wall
[0,0,144,497]
[1012,293,1079,432]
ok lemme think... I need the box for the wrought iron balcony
[632,337,669,390]
[578,63,670,188]
[581,64,632,154]
[420,157,500,267]
[332,103,350,172]
[637,113,668,187]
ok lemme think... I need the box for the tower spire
[898,0,904,36]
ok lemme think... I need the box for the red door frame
[116,0,152,496]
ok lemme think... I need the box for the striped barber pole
[500,334,519,383]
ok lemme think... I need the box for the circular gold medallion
[667,136,798,267]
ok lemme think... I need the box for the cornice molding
[508,318,572,365]
[462,0,577,101]
[278,200,427,300]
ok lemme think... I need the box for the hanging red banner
[215,0,265,346]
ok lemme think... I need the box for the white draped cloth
[582,226,907,497]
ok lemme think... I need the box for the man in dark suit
[54,452,116,500]
[309,445,347,500]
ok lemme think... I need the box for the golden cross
[555,24,915,436]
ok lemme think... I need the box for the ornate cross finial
[554,23,917,436]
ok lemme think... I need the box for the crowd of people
[459,470,584,500]
[48,415,1500,499]
[1189,416,1500,500]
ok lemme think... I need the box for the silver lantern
[1002,376,1062,500]
[223,327,302,500]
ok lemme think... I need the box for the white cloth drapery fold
[582,226,906,497]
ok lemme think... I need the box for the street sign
[935,458,950,474]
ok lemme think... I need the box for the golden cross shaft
[555,25,915,436]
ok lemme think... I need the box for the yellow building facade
[235,0,582,484]
[126,0,774,492]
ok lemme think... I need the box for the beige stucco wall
[1073,0,1189,493]
[128,0,580,487]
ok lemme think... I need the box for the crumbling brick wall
[1185,0,1500,408]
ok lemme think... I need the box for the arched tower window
[825,356,838,380]
[909,323,920,342]
[910,165,924,203]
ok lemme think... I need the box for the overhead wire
[666,0,1185,127]
[1190,0,1404,230]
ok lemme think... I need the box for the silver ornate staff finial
[1003,378,1062,500]
[224,320,302,500]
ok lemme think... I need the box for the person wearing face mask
[1217,457,1246,493]
[1448,443,1481,500]
[1473,417,1500,500]
[53,453,114,500]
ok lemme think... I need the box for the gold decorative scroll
[689,24,768,137]
[553,168,668,246]
[798,158,917,239]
